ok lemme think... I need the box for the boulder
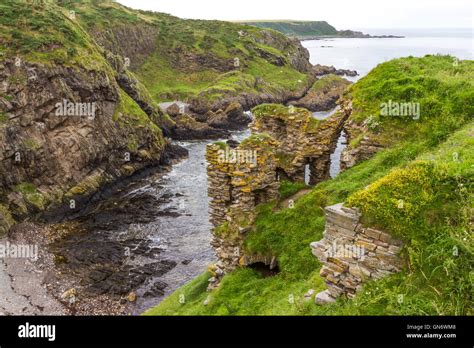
[315,290,336,305]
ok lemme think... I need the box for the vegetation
[240,20,339,38]
[146,56,473,316]
[0,0,111,71]
[1,1,309,106]
[310,74,349,92]
[14,183,46,210]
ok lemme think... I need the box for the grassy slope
[55,1,310,103]
[146,55,473,316]
[0,0,110,71]
[0,0,166,134]
[134,20,309,102]
[1,1,309,105]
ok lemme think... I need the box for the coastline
[299,35,405,41]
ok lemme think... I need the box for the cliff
[0,0,316,233]
[241,21,403,39]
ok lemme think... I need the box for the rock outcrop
[205,102,252,130]
[312,64,358,77]
[0,58,170,233]
[92,23,159,71]
[169,114,230,140]
[289,75,351,112]
[310,203,404,303]
[188,75,316,116]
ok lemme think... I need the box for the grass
[1,1,311,107]
[147,56,474,316]
[0,0,112,72]
[278,180,309,200]
[310,74,349,92]
[243,21,338,38]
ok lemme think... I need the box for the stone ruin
[206,134,280,289]
[205,103,350,288]
[251,102,351,184]
[310,203,404,304]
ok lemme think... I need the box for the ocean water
[302,28,473,80]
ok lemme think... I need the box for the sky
[117,0,473,29]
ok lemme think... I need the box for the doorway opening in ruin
[254,188,268,206]
[224,175,233,210]
[248,262,280,278]
[276,168,290,182]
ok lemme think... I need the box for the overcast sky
[117,0,473,29]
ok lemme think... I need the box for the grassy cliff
[52,1,313,105]
[1,1,312,104]
[146,55,473,316]
[241,20,339,38]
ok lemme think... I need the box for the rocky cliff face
[253,30,312,74]
[310,203,404,304]
[0,58,170,233]
[92,24,159,71]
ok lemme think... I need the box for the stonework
[310,203,404,302]
[340,118,384,171]
[205,102,353,289]
[206,135,280,289]
[251,101,351,184]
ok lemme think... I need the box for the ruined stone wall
[206,136,280,288]
[205,102,355,288]
[251,101,351,184]
[310,203,404,304]
[340,118,384,171]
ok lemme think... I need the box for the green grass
[136,52,218,102]
[147,56,474,316]
[242,21,338,38]
[309,74,349,92]
[278,180,309,200]
[0,0,112,71]
[346,55,474,149]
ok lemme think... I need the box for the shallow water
[50,129,251,314]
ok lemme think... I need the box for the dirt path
[276,188,312,211]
